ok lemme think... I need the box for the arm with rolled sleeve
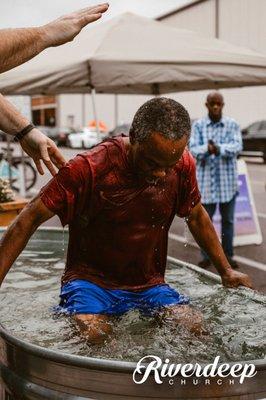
[218,122,243,158]
[189,122,209,161]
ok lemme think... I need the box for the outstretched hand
[20,128,66,176]
[42,3,109,47]
[221,269,253,289]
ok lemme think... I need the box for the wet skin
[126,132,188,184]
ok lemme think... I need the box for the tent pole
[82,94,86,126]
[114,94,118,127]
[91,88,100,141]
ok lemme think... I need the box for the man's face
[131,132,188,184]
[206,93,224,121]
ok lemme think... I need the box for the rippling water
[0,233,265,363]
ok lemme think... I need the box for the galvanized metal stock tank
[0,229,265,399]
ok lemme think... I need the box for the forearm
[189,144,209,160]
[0,197,54,286]
[0,218,35,285]
[0,94,29,135]
[187,205,232,277]
[0,27,48,74]
[219,142,242,158]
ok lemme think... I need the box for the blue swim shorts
[56,279,190,316]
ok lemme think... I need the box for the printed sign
[212,159,262,246]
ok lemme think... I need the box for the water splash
[0,234,265,363]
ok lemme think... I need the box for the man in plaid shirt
[190,92,242,269]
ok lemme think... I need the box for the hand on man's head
[41,3,109,48]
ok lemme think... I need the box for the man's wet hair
[129,97,191,144]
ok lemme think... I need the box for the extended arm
[0,3,109,73]
[0,197,54,286]
[0,3,108,175]
[187,202,252,288]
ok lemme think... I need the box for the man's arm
[186,202,252,289]
[189,123,209,161]
[0,197,54,286]
[0,3,108,175]
[217,122,243,158]
[0,3,109,73]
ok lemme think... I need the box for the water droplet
[62,227,65,253]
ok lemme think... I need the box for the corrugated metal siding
[219,0,266,53]
[160,0,216,37]
[160,0,266,127]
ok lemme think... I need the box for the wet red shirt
[40,137,201,290]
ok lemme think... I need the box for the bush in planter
[0,178,15,203]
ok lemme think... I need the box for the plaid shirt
[190,116,242,204]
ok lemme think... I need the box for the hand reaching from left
[20,128,66,176]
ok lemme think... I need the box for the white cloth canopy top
[1,12,266,95]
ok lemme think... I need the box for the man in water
[0,3,109,175]
[0,98,252,344]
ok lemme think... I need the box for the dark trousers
[201,195,236,260]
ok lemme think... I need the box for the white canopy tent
[1,12,266,96]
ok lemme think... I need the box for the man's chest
[203,124,229,143]
[90,171,178,225]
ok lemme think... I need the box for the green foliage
[0,178,15,203]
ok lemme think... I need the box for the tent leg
[6,135,13,184]
[82,94,86,126]
[18,147,26,197]
[91,88,100,142]
[114,94,118,127]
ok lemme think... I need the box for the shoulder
[223,116,240,129]
[175,148,196,175]
[79,137,124,179]
[192,117,207,130]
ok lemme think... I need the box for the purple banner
[213,174,257,236]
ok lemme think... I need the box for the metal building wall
[159,0,266,127]
[161,0,216,37]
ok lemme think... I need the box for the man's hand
[41,3,109,48]
[208,143,216,154]
[187,202,253,290]
[221,269,253,289]
[208,141,219,155]
[20,129,66,176]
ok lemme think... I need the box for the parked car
[67,128,107,149]
[56,127,77,147]
[36,126,76,147]
[0,131,7,142]
[241,121,266,163]
[109,123,130,137]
